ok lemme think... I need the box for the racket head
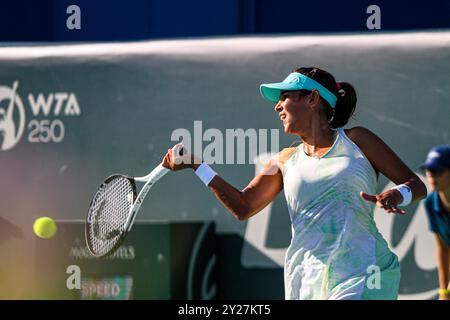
[85,174,137,258]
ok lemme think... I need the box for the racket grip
[134,164,169,182]
[173,143,187,157]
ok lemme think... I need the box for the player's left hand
[360,190,406,215]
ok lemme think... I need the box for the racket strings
[87,176,134,256]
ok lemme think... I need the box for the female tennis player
[162,67,427,300]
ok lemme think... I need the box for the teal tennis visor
[260,72,337,108]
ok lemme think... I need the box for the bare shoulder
[273,147,298,170]
[344,126,373,140]
[277,147,297,163]
[344,126,382,148]
[344,126,385,175]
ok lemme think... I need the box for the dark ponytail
[294,67,357,129]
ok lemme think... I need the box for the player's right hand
[162,143,201,171]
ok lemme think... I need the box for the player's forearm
[208,175,252,221]
[403,177,427,202]
[190,163,249,220]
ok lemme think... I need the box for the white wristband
[391,184,412,207]
[195,163,217,186]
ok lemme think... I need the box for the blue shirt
[425,192,450,246]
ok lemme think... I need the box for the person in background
[422,144,450,300]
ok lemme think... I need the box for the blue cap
[260,72,337,108]
[421,144,450,171]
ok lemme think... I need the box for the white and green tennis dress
[280,128,400,300]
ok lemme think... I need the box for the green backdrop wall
[1,31,449,299]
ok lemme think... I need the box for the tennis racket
[85,146,185,258]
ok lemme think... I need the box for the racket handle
[134,164,169,182]
[134,145,186,182]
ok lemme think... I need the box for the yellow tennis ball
[33,217,57,239]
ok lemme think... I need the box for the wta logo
[0,81,25,151]
[0,81,81,151]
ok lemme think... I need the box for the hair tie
[337,82,346,97]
